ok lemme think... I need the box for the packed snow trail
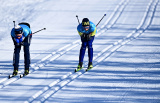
[26,0,160,102]
[0,0,160,103]
[0,0,128,89]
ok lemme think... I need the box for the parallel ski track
[0,0,128,89]
[25,0,132,102]
[25,0,160,102]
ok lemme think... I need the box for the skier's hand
[15,43,20,46]
[20,42,24,46]
[87,33,91,40]
[81,33,86,39]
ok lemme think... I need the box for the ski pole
[76,15,80,24]
[96,14,106,27]
[32,28,46,35]
[13,21,15,28]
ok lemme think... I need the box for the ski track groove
[119,0,159,102]
[28,0,159,102]
[0,0,128,89]
[0,42,80,88]
[2,0,157,101]
[24,0,131,102]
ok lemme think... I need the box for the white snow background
[0,0,160,103]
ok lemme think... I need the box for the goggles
[83,26,89,29]
[15,34,22,38]
[16,35,21,37]
[15,30,23,34]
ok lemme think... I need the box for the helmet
[14,25,23,34]
[82,18,90,26]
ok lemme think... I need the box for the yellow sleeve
[90,28,96,36]
[78,31,83,36]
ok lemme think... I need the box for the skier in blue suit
[11,23,32,76]
[76,18,97,71]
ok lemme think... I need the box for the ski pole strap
[32,28,46,34]
[96,14,106,27]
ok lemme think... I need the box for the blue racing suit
[11,24,32,70]
[77,21,97,63]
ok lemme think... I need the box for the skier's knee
[88,45,93,49]
[81,47,86,50]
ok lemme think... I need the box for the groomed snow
[0,0,160,103]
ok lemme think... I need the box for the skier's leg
[79,41,87,64]
[23,34,32,74]
[88,36,94,64]
[76,40,87,71]
[24,45,30,69]
[13,45,21,69]
[13,45,21,75]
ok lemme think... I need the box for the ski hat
[82,18,90,27]
[14,25,23,34]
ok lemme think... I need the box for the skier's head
[14,25,23,39]
[82,18,90,31]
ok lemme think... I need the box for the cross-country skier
[11,23,32,76]
[76,18,97,72]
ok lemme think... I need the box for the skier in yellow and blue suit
[76,18,97,72]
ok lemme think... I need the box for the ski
[75,67,83,72]
[8,74,17,79]
[85,68,92,72]
[20,74,28,78]
[86,65,93,72]
[8,73,23,79]
[8,73,28,79]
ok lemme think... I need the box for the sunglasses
[16,36,21,37]
[16,34,22,38]
[83,26,89,29]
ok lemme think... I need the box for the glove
[15,35,24,46]
[81,33,86,38]
[86,34,91,41]
[15,41,23,46]
[81,33,87,40]
[81,33,91,41]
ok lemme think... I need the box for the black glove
[81,33,87,39]
[16,43,20,46]
[86,34,91,41]
[81,33,91,41]
[15,42,24,46]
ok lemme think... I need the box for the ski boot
[86,62,93,71]
[24,69,29,76]
[20,69,29,78]
[9,68,18,79]
[12,70,18,76]
[75,62,83,72]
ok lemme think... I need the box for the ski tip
[8,75,12,79]
[75,69,77,72]
[8,74,15,79]
[20,74,24,78]
[20,74,29,78]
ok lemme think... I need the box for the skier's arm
[11,36,20,46]
[90,28,96,36]
[78,31,83,36]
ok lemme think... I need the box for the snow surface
[0,0,160,103]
